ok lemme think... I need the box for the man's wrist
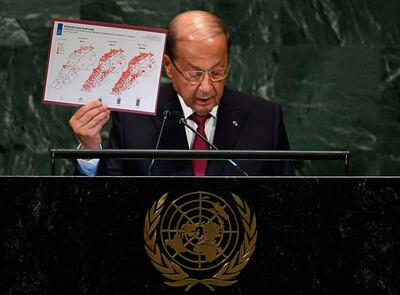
[78,143,102,150]
[77,143,102,160]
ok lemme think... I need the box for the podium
[1,176,399,294]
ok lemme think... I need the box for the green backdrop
[1,0,399,175]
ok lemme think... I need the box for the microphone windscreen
[163,109,171,117]
[160,102,175,118]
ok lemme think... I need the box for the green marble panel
[0,46,76,175]
[80,0,179,27]
[281,0,400,46]
[0,0,399,175]
[276,46,382,175]
[227,45,279,100]
[0,0,81,175]
[0,0,80,46]
[378,48,400,175]
[203,0,280,46]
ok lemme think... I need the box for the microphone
[148,107,172,176]
[171,111,248,176]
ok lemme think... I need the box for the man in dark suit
[69,10,293,176]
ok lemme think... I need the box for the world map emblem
[144,191,257,291]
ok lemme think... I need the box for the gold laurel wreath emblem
[144,192,257,291]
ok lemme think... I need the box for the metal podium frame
[49,149,350,176]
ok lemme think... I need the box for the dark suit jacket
[98,83,293,176]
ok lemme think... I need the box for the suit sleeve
[97,112,127,176]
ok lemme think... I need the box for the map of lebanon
[50,45,97,89]
[112,52,156,95]
[81,48,126,92]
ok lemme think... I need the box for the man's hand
[69,100,110,149]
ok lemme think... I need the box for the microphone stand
[148,110,170,176]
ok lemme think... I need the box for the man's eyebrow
[184,57,226,71]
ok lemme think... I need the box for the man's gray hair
[165,11,229,60]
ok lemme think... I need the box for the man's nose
[198,72,213,93]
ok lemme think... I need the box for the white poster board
[42,18,167,115]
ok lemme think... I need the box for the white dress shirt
[177,94,218,148]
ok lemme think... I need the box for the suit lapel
[207,88,247,175]
[151,84,192,175]
[150,85,248,176]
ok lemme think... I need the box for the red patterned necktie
[190,113,210,176]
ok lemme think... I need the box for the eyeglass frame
[170,57,231,84]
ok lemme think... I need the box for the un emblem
[144,191,257,291]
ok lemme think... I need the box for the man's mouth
[196,97,212,104]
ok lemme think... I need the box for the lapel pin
[232,120,239,127]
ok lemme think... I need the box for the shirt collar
[177,94,218,119]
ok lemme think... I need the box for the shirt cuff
[77,158,100,176]
[76,143,101,176]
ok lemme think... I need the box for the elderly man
[69,10,293,176]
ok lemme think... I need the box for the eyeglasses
[171,59,230,84]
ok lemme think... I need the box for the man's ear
[163,54,173,80]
